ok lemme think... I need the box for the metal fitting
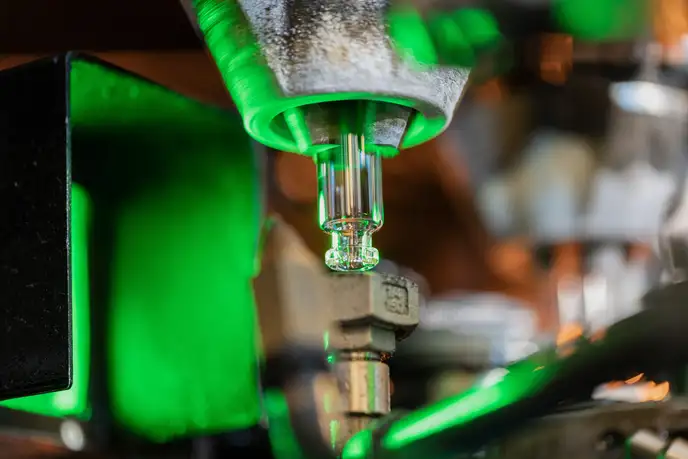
[332,351,391,450]
[328,272,420,354]
[335,352,390,416]
[327,272,420,449]
[253,219,422,455]
[182,0,469,154]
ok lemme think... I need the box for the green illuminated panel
[2,57,262,442]
[68,58,262,441]
[2,184,91,418]
[108,172,261,441]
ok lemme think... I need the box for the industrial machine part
[341,280,688,459]
[177,3,688,459]
[406,293,538,368]
[181,0,435,451]
[182,0,470,271]
[391,293,538,410]
[255,216,342,458]
[329,271,419,445]
[0,55,72,401]
[5,4,686,459]
[256,216,419,454]
[492,400,688,459]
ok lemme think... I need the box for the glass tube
[316,132,383,272]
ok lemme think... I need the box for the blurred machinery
[4,0,688,459]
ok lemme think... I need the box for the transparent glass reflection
[317,133,383,271]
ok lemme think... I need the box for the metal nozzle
[317,130,383,272]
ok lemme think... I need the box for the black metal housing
[0,56,71,401]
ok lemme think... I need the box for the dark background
[1,0,202,52]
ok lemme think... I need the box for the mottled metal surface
[0,57,71,400]
[240,0,469,125]
[303,101,412,149]
[328,272,420,353]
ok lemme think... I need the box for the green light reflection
[1,184,91,418]
[264,389,307,459]
[388,7,501,68]
[343,359,556,458]
[382,362,551,449]
[554,0,645,40]
[70,58,262,441]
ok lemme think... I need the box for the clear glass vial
[316,130,383,272]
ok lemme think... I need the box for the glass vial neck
[317,131,384,272]
[326,225,378,272]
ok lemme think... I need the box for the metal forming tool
[182,0,470,271]
[181,0,444,451]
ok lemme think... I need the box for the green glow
[2,184,91,418]
[389,7,502,69]
[192,0,448,155]
[427,13,475,67]
[452,9,501,49]
[382,362,552,449]
[69,58,261,441]
[330,420,339,450]
[342,357,558,457]
[387,7,439,67]
[264,389,307,459]
[554,0,645,41]
[342,428,373,459]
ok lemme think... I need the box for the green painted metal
[4,56,263,442]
